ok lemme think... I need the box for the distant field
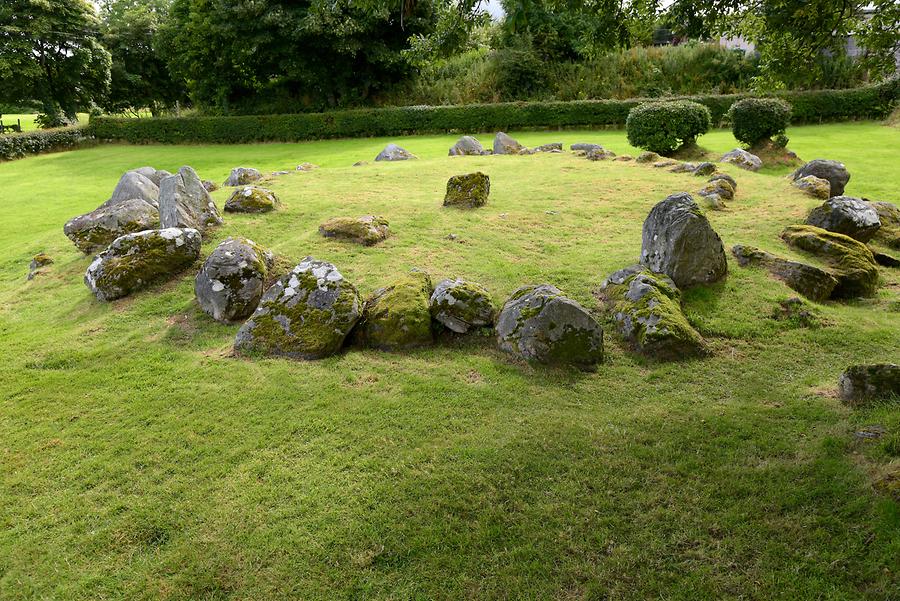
[0,121,897,599]
[0,113,91,132]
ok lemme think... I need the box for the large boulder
[375,143,415,161]
[224,167,262,186]
[496,284,603,370]
[159,166,224,234]
[792,175,831,199]
[597,265,706,359]
[194,237,274,323]
[449,136,485,156]
[102,170,161,208]
[224,186,279,213]
[731,244,838,301]
[871,201,900,249]
[493,132,525,155]
[640,193,727,288]
[358,270,433,350]
[430,278,494,334]
[84,228,201,301]
[319,215,390,246]
[64,198,160,254]
[444,172,490,208]
[781,225,879,298]
[838,364,900,406]
[129,166,172,187]
[805,196,880,243]
[234,257,361,359]
[790,159,850,197]
[720,149,762,172]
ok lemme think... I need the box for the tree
[0,0,111,125]
[99,0,186,116]
[158,0,445,113]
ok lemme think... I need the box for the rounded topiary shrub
[728,98,792,147]
[626,100,712,155]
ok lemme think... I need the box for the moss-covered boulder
[838,364,900,407]
[64,198,160,254]
[597,265,706,359]
[731,244,838,301]
[358,270,433,350]
[496,284,603,370]
[720,149,762,171]
[636,151,661,164]
[585,148,616,160]
[430,278,494,334]
[791,159,849,197]
[159,166,224,235]
[375,143,416,161]
[793,175,830,199]
[224,186,279,213]
[781,225,879,298]
[444,172,490,208]
[318,215,390,246]
[805,196,881,243]
[449,136,485,156]
[224,167,262,186]
[708,173,737,191]
[700,179,735,201]
[871,201,900,249]
[640,193,727,288]
[27,252,53,281]
[234,257,361,359]
[195,237,274,323]
[692,162,717,176]
[84,228,201,301]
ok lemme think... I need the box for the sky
[483,0,504,19]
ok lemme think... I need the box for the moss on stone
[444,172,490,208]
[781,225,879,298]
[361,270,433,350]
[319,216,390,246]
[430,279,494,333]
[224,186,278,213]
[872,201,900,249]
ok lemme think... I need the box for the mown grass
[0,122,898,600]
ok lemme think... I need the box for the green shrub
[88,80,898,146]
[0,126,94,161]
[728,98,792,146]
[486,48,550,102]
[626,100,711,155]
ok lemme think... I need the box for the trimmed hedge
[0,126,95,161]
[728,98,792,146]
[626,100,712,155]
[86,77,896,145]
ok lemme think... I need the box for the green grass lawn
[0,121,898,600]
[0,113,90,133]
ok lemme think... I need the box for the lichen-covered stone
[375,143,415,161]
[224,167,262,186]
[698,193,726,210]
[636,151,661,163]
[790,159,850,197]
[444,172,490,208]
[708,173,737,191]
[359,270,433,350]
[669,162,697,173]
[159,166,224,234]
[838,364,900,406]
[319,215,390,246]
[64,198,160,254]
[195,237,274,323]
[652,160,678,168]
[731,244,838,301]
[103,170,161,208]
[871,201,900,249]
[224,186,279,213]
[496,284,603,370]
[533,142,562,152]
[720,149,762,172]
[202,180,219,193]
[296,162,318,171]
[698,179,735,201]
[430,278,494,334]
[234,257,361,359]
[640,193,727,288]
[493,132,525,155]
[805,196,880,242]
[692,162,717,176]
[597,265,706,359]
[781,225,879,298]
[27,252,53,281]
[614,155,634,162]
[585,148,616,160]
[571,143,603,154]
[793,175,830,199]
[449,136,485,156]
[84,228,201,301]
[771,297,823,328]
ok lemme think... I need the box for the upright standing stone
[195,237,274,323]
[159,166,224,234]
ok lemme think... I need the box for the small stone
[296,163,318,171]
[731,244,838,302]
[793,175,831,199]
[195,237,274,323]
[493,132,525,155]
[586,148,616,161]
[636,151,661,164]
[770,297,823,328]
[853,425,886,440]
[873,251,900,267]
[224,167,262,187]
[224,186,279,213]
[353,161,368,167]
[202,180,219,192]
[791,159,850,197]
[375,143,415,161]
[870,201,900,249]
[838,364,900,407]
[692,162,717,176]
[430,278,494,334]
[708,173,737,191]
[449,136,485,156]
[570,143,603,154]
[533,142,563,153]
[358,270,433,350]
[27,252,53,280]
[720,149,762,172]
